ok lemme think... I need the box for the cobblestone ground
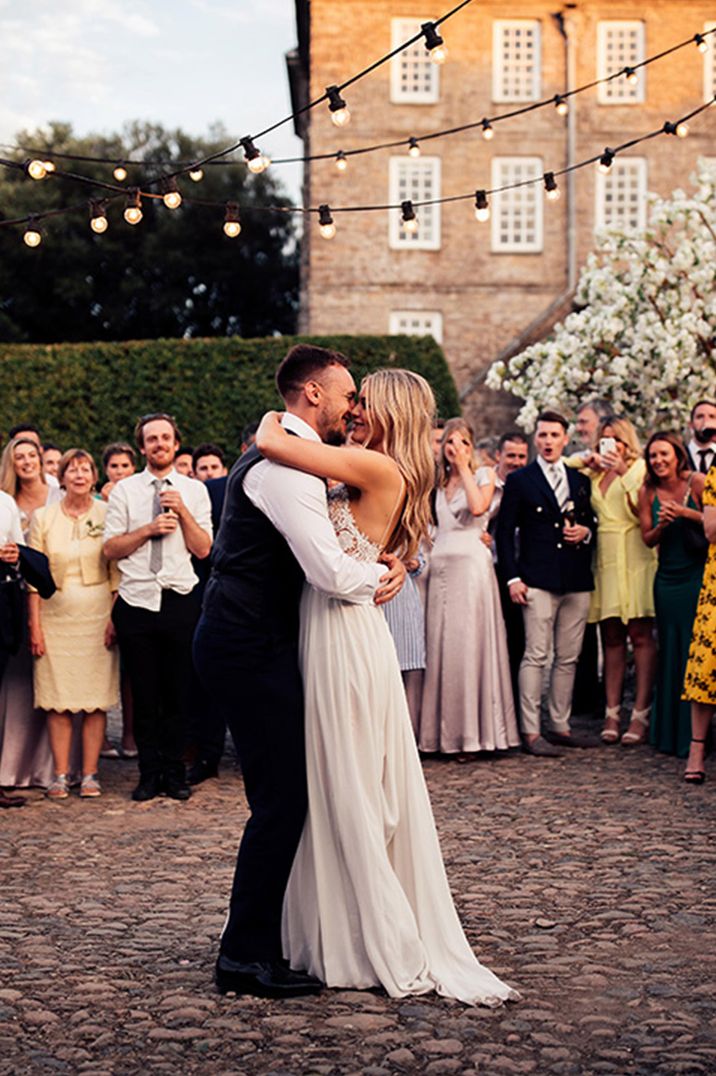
[2,718,716,1076]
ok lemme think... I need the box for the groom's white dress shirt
[243,412,383,603]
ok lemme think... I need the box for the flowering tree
[486,161,716,432]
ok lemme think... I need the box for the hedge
[0,335,459,464]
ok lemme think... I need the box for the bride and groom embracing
[193,344,518,1008]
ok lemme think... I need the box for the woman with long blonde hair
[255,367,518,1008]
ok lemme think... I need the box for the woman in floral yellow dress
[682,465,716,783]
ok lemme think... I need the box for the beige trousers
[518,588,591,737]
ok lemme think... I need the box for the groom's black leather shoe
[215,956,324,998]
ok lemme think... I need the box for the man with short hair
[496,411,597,757]
[104,413,212,801]
[574,398,612,453]
[686,399,716,474]
[193,443,228,482]
[174,447,194,478]
[42,444,62,479]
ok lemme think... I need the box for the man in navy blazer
[496,410,597,756]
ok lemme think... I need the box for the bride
[255,368,518,1007]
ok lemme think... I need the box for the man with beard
[686,400,716,475]
[104,414,212,802]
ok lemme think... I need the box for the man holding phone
[104,413,212,802]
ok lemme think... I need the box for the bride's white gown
[282,487,519,1006]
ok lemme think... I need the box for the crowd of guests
[0,394,714,808]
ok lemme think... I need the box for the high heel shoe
[621,707,650,746]
[684,737,706,784]
[600,706,621,744]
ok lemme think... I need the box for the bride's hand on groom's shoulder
[256,411,286,456]
[374,553,406,605]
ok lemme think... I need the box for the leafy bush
[0,334,458,463]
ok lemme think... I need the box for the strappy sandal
[621,707,650,746]
[80,774,102,798]
[46,774,69,799]
[684,738,707,785]
[600,705,622,744]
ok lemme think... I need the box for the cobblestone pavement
[2,723,716,1075]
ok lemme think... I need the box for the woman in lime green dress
[682,464,716,783]
[585,416,657,745]
[638,434,706,758]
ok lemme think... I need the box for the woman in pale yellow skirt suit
[585,417,657,745]
[28,450,119,799]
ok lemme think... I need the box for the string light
[189,167,204,182]
[624,66,639,86]
[23,219,42,247]
[123,190,143,225]
[335,150,348,173]
[326,85,351,128]
[113,163,128,182]
[663,120,689,138]
[408,137,421,159]
[26,159,48,180]
[481,119,494,141]
[401,200,419,234]
[43,160,56,173]
[554,95,569,117]
[223,203,241,238]
[240,136,270,174]
[89,201,109,234]
[598,148,615,174]
[318,204,336,239]
[543,172,560,201]
[162,178,182,209]
[474,189,490,223]
[422,21,447,64]
[694,33,709,54]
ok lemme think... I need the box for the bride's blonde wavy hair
[359,368,436,560]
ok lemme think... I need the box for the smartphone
[599,436,617,457]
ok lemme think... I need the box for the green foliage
[0,334,458,464]
[0,122,298,343]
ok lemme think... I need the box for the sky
[0,0,304,199]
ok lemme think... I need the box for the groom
[193,344,406,999]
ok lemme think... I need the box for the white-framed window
[390,17,440,103]
[491,157,543,253]
[388,157,441,250]
[597,21,645,104]
[704,23,716,102]
[389,310,444,344]
[492,20,541,102]
[595,158,647,231]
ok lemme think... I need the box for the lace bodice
[327,484,381,564]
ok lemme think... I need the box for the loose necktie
[149,478,166,574]
[698,450,711,474]
[549,463,570,511]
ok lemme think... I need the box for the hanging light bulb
[481,119,494,141]
[598,149,615,174]
[408,137,421,159]
[318,204,336,240]
[162,178,182,210]
[241,136,269,174]
[326,85,350,128]
[43,160,56,173]
[113,163,128,182]
[123,190,143,225]
[543,172,560,201]
[23,219,42,247]
[401,200,419,234]
[676,122,689,138]
[624,66,639,86]
[695,33,709,54]
[223,203,241,238]
[554,95,569,117]
[189,167,204,182]
[89,201,109,234]
[335,150,348,173]
[421,21,447,64]
[26,159,48,180]
[474,189,490,223]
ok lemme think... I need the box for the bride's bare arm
[256,412,397,491]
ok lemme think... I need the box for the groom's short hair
[276,344,350,402]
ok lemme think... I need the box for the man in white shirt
[686,399,716,475]
[193,344,405,1000]
[104,413,212,803]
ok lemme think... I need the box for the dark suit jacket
[495,460,596,595]
[0,546,55,655]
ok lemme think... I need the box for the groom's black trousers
[193,614,308,963]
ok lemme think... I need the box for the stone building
[287,1,716,430]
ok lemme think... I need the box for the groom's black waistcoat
[201,445,304,644]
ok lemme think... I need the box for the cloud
[188,0,287,26]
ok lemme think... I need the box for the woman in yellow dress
[682,465,716,783]
[585,416,657,745]
[28,450,119,799]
